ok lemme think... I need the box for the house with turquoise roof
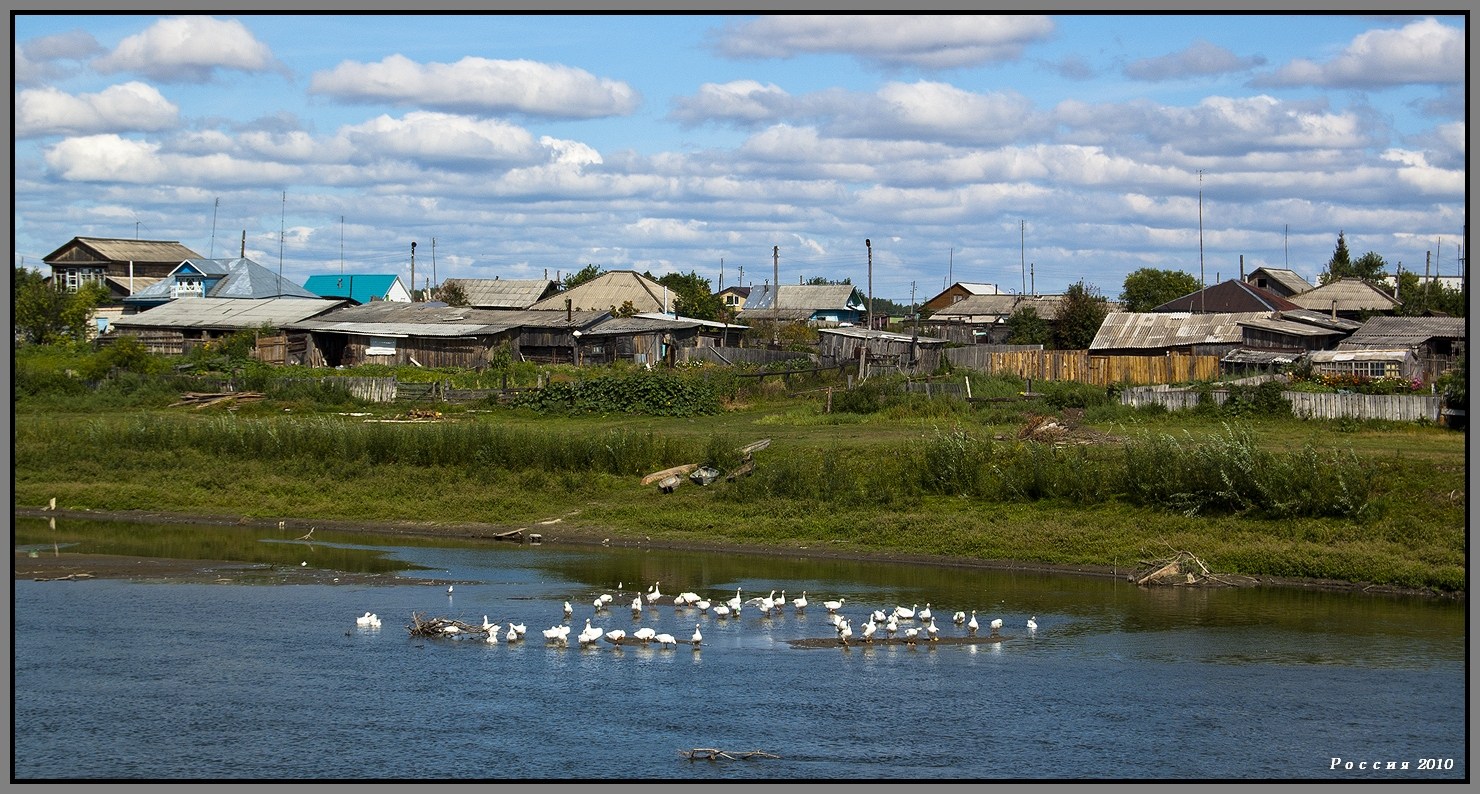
[302,274,412,305]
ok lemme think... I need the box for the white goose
[599,593,614,605]
[823,597,845,613]
[885,615,899,638]
[563,601,574,619]
[903,627,920,644]
[990,617,1004,635]
[655,633,678,647]
[712,604,731,618]
[837,618,853,646]
[894,603,917,621]
[646,582,663,604]
[792,591,808,611]
[691,623,703,647]
[481,615,497,633]
[505,623,520,643]
[696,599,711,612]
[356,612,377,627]
[603,628,627,646]
[1026,615,1039,632]
[511,622,527,638]
[952,611,967,625]
[861,621,877,643]
[633,627,657,644]
[776,591,787,614]
[542,625,567,642]
[631,594,644,615]
[967,611,979,635]
[925,617,940,642]
[918,603,933,623]
[727,588,743,613]
[578,619,602,645]
[871,609,888,624]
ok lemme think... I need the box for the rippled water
[11,520,1467,781]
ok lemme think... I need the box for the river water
[11,518,1467,781]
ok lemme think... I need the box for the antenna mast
[210,197,219,258]
[1198,171,1205,314]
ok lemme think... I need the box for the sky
[10,13,1468,304]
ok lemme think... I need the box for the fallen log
[679,748,780,762]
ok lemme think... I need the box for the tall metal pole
[340,216,345,275]
[410,241,417,302]
[1020,220,1026,295]
[866,238,873,332]
[279,191,285,279]
[210,197,219,258]
[772,246,779,346]
[1198,171,1205,314]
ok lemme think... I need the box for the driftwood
[1130,546,1255,588]
[170,391,266,409]
[679,748,780,762]
[406,612,493,639]
[642,439,772,491]
[642,463,700,487]
[32,572,96,582]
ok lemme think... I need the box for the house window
[172,277,204,298]
[61,268,104,292]
[367,337,397,355]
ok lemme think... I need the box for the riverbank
[14,506,1459,601]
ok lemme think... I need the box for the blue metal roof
[303,274,401,305]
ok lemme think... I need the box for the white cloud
[15,29,105,85]
[16,82,180,138]
[1256,17,1463,88]
[1124,40,1266,81]
[43,133,297,185]
[92,16,279,83]
[309,54,640,119]
[336,112,544,166]
[712,15,1054,69]
[1056,95,1373,156]
[669,80,795,127]
[829,81,1045,145]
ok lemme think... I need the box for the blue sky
[12,13,1467,303]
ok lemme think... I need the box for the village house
[527,270,674,314]
[716,285,751,314]
[302,273,412,304]
[575,312,747,367]
[816,326,946,376]
[109,296,347,358]
[123,258,320,314]
[1333,315,1466,384]
[921,282,1000,314]
[738,283,867,327]
[1151,279,1301,313]
[42,236,200,297]
[1243,267,1316,299]
[1289,277,1400,319]
[919,293,1068,345]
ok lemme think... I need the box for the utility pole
[948,247,953,286]
[866,238,873,332]
[240,230,246,258]
[719,257,724,291]
[279,191,286,279]
[340,216,345,275]
[410,241,417,302]
[909,280,918,368]
[772,246,780,346]
[210,197,219,258]
[1020,220,1026,295]
[1030,263,1035,296]
[431,238,437,296]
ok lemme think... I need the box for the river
[11,517,1467,781]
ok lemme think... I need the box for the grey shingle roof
[1337,315,1467,349]
[742,284,861,311]
[527,271,673,313]
[125,258,318,301]
[1246,267,1315,295]
[1090,311,1271,350]
[930,294,1069,320]
[286,302,606,336]
[45,237,202,265]
[443,278,558,309]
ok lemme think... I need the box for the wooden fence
[677,346,818,367]
[1120,385,1442,422]
[945,348,1221,387]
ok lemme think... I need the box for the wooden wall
[945,348,1222,387]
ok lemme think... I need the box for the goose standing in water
[990,617,1004,636]
[578,619,602,646]
[603,628,627,646]
[967,611,979,636]
[356,612,377,627]
[563,601,574,619]
[860,621,877,643]
[691,624,703,648]
[646,582,663,604]
[952,611,966,625]
[727,588,743,613]
[633,627,657,644]
[917,604,933,623]
[894,603,917,621]
[822,597,845,613]
[1026,616,1039,632]
[655,633,677,647]
[792,591,808,612]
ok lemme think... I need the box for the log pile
[406,612,492,639]
[1130,547,1256,588]
[170,392,266,409]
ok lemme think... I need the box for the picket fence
[1120,385,1441,423]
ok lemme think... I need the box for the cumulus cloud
[669,80,795,127]
[1124,40,1266,81]
[15,29,106,85]
[711,15,1054,69]
[826,81,1047,145]
[92,16,280,83]
[43,133,299,185]
[1056,95,1374,156]
[334,112,545,167]
[309,54,640,119]
[16,82,180,138]
[1255,17,1463,88]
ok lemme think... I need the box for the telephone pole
[1198,170,1205,314]
[1020,220,1026,295]
[866,238,873,331]
[410,241,417,302]
[772,245,780,346]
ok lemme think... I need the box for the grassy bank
[14,398,1466,593]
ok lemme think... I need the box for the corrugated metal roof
[45,237,202,264]
[125,258,319,301]
[113,297,345,329]
[1312,348,1417,363]
[527,271,672,313]
[735,308,817,322]
[1090,311,1272,350]
[930,294,1068,320]
[443,278,558,309]
[743,284,861,311]
[1221,348,1300,365]
[286,302,606,335]
[103,275,162,295]
[1235,316,1347,338]
[1337,315,1467,348]
[1289,278,1400,312]
[1275,309,1364,332]
[818,326,946,344]
[1246,267,1315,294]
[303,274,407,305]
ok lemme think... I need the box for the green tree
[1119,267,1202,312]
[1319,231,1370,284]
[1053,280,1109,350]
[14,267,110,344]
[561,264,603,291]
[655,270,722,321]
[1005,306,1051,345]
[438,280,469,307]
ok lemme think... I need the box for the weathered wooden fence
[1120,385,1441,422]
[677,346,818,367]
[945,348,1221,387]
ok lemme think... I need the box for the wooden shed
[817,326,946,376]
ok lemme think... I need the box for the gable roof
[1337,315,1467,349]
[125,258,320,302]
[44,237,201,266]
[286,301,606,337]
[527,270,674,313]
[1289,278,1400,312]
[741,284,862,311]
[1152,280,1301,313]
[113,297,346,329]
[441,278,559,309]
[303,274,407,305]
[1245,267,1315,295]
[818,326,946,345]
[929,293,1069,321]
[1090,311,1272,350]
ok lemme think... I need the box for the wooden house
[1308,349,1422,382]
[575,312,747,367]
[817,326,946,376]
[109,296,346,357]
[1220,310,1362,373]
[920,294,1068,345]
[285,301,606,368]
[717,285,752,314]
[1244,267,1315,299]
[42,236,201,297]
[124,258,321,313]
[1089,311,1268,357]
[1335,315,1466,383]
[738,284,866,326]
[1152,279,1301,313]
[527,270,674,314]
[921,282,1000,314]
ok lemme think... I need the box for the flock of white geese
[355,580,1038,649]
